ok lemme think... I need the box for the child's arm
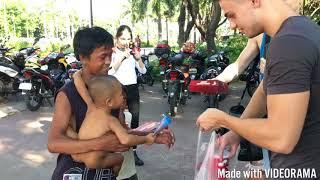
[108,116,155,146]
[73,70,94,107]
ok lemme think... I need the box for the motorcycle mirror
[229,104,245,116]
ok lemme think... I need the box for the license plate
[19,82,32,90]
[189,68,197,74]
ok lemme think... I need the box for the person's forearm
[48,134,106,154]
[222,116,286,153]
[120,134,148,146]
[128,129,150,136]
[111,56,125,72]
[136,58,146,74]
[137,58,145,69]
[73,70,94,106]
[215,63,239,83]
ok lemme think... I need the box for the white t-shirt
[109,53,146,86]
[117,110,136,180]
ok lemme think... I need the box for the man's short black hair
[73,26,114,60]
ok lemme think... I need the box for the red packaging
[211,155,229,180]
[189,80,228,94]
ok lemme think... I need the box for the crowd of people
[47,0,319,179]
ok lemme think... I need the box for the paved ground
[0,81,251,180]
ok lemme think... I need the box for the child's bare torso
[78,109,112,140]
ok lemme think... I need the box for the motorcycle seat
[0,62,20,72]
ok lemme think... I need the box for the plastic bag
[195,130,229,180]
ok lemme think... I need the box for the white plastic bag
[195,130,228,180]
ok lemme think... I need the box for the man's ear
[79,55,88,65]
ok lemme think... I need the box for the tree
[130,0,179,43]
[302,0,320,23]
[186,0,225,53]
[177,0,195,47]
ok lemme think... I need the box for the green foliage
[303,0,320,23]
[149,56,161,81]
[130,0,180,23]
[12,40,31,50]
[217,34,248,63]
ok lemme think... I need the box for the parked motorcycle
[19,49,69,111]
[188,51,206,80]
[154,43,171,76]
[162,57,190,116]
[199,51,230,106]
[0,46,36,97]
[136,55,154,88]
[239,54,260,97]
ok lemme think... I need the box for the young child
[66,71,155,174]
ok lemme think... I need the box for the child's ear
[105,97,113,108]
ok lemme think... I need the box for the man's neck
[81,68,93,84]
[263,2,299,37]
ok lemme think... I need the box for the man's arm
[47,92,128,154]
[223,90,309,154]
[216,36,260,83]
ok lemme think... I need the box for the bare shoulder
[253,33,264,49]
[106,114,120,123]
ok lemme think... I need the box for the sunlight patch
[23,153,46,164]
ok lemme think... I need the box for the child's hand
[146,133,155,145]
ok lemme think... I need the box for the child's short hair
[87,75,121,103]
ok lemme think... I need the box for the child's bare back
[67,71,155,174]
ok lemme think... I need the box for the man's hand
[154,128,175,148]
[218,131,241,159]
[99,132,129,152]
[196,108,229,131]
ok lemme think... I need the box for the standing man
[197,0,320,174]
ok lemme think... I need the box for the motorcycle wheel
[247,82,259,97]
[26,90,43,111]
[180,96,186,105]
[0,79,5,97]
[217,94,227,101]
[147,77,154,86]
[168,97,176,117]
[208,95,219,108]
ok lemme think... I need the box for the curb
[0,102,27,119]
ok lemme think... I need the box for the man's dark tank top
[51,81,116,180]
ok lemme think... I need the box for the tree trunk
[186,0,206,39]
[178,0,195,47]
[157,15,162,43]
[206,1,221,53]
[184,19,194,42]
[177,1,186,46]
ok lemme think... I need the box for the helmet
[24,55,41,69]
